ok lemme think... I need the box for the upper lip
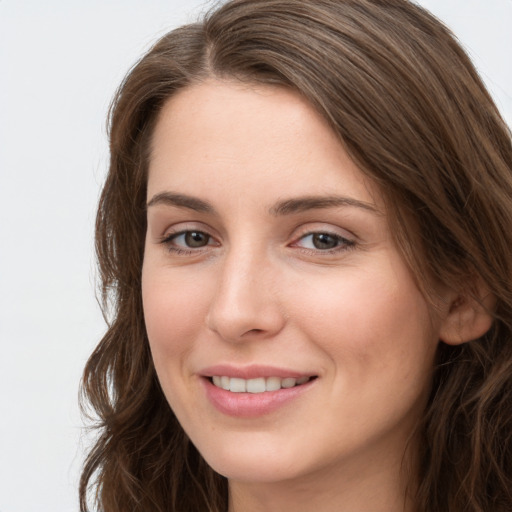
[200,364,315,380]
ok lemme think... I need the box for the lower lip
[202,378,315,418]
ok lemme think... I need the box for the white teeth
[247,378,266,393]
[220,376,230,390]
[211,375,312,393]
[230,377,246,393]
[265,376,281,391]
[281,377,296,388]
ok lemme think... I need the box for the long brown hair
[80,1,512,511]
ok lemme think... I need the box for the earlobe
[439,290,495,346]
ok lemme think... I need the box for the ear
[439,284,495,346]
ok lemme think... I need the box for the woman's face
[142,80,448,486]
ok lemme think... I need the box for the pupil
[313,233,338,250]
[185,231,208,247]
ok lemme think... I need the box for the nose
[205,247,286,343]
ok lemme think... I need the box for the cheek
[289,263,438,382]
[142,265,211,363]
[295,272,438,444]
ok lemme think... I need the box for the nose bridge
[206,240,284,341]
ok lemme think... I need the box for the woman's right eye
[160,230,217,253]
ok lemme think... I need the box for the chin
[195,434,307,484]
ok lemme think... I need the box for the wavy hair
[80,1,512,511]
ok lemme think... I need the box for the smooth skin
[142,80,493,512]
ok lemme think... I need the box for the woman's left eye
[177,231,211,248]
[293,232,354,252]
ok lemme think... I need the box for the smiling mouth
[209,375,316,393]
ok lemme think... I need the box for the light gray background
[0,1,510,511]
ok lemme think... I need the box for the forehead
[150,80,331,168]
[147,79,382,211]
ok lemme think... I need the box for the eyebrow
[146,191,380,216]
[147,192,215,213]
[269,195,380,215]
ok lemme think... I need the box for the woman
[80,1,512,511]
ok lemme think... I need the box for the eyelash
[292,231,356,254]
[159,229,356,256]
[159,230,217,255]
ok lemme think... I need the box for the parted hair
[80,1,512,511]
